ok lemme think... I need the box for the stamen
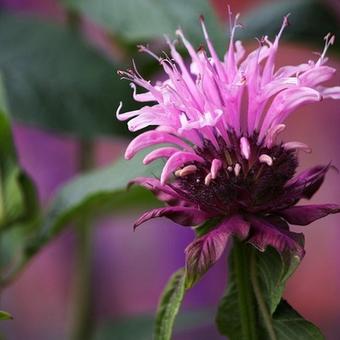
[234,163,241,176]
[175,165,198,177]
[227,166,233,172]
[283,142,312,153]
[211,159,222,179]
[204,173,213,186]
[259,154,273,166]
[240,137,251,160]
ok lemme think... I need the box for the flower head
[117,12,340,286]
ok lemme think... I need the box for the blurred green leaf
[94,309,212,340]
[154,268,186,340]
[0,149,163,285]
[216,241,322,339]
[238,0,339,51]
[63,0,224,49]
[0,74,38,230]
[25,150,162,256]
[0,12,137,138]
[0,311,13,320]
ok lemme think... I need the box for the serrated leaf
[0,12,137,138]
[238,0,339,51]
[63,0,224,49]
[154,268,186,340]
[0,311,13,320]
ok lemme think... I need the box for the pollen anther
[259,154,273,166]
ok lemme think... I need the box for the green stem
[250,248,277,340]
[71,216,93,340]
[232,240,258,340]
[71,139,94,340]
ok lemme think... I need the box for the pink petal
[299,66,335,87]
[143,147,179,164]
[125,131,188,160]
[317,86,340,99]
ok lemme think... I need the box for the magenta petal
[248,216,305,258]
[219,215,250,240]
[278,204,340,226]
[133,206,210,229]
[286,164,330,199]
[184,215,250,287]
[128,177,185,205]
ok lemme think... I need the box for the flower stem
[71,139,94,340]
[71,216,93,340]
[232,240,258,340]
[250,248,277,340]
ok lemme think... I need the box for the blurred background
[0,0,339,339]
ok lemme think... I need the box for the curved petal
[160,151,205,184]
[285,164,330,200]
[133,206,210,229]
[248,216,305,259]
[143,147,179,164]
[277,204,340,226]
[125,131,188,160]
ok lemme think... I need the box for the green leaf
[238,0,339,50]
[0,148,163,285]
[216,240,323,340]
[26,150,162,256]
[0,74,38,230]
[154,268,186,340]
[0,12,137,138]
[63,0,224,49]
[0,311,13,320]
[256,247,300,314]
[273,300,324,340]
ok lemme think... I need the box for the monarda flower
[117,14,340,287]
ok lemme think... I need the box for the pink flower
[117,13,340,286]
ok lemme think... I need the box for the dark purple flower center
[173,131,298,216]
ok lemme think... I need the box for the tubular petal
[125,131,188,160]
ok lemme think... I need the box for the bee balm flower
[117,14,340,285]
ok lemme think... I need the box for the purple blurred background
[0,0,340,339]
